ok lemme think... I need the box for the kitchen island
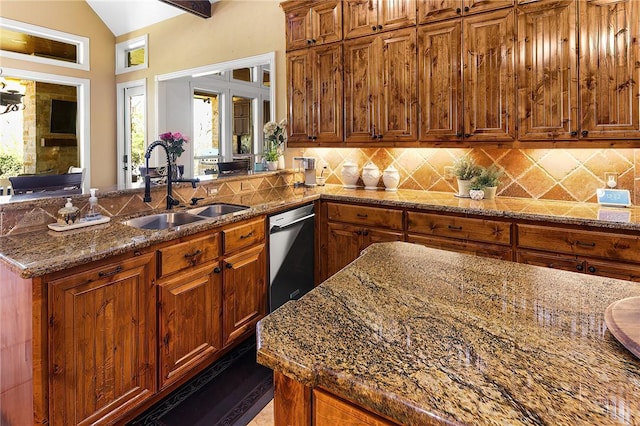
[257,241,640,425]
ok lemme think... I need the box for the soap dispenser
[85,188,102,221]
[57,198,80,225]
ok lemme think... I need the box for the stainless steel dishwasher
[268,203,315,312]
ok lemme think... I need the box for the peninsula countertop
[4,183,640,278]
[256,241,640,425]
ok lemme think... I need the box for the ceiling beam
[159,0,212,18]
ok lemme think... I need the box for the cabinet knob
[581,130,589,137]
[226,263,233,269]
[312,39,316,44]
[464,6,469,12]
[308,135,313,140]
[576,264,584,271]
[312,136,318,140]
[464,133,471,138]
[214,267,221,273]
[307,39,312,45]
[372,25,378,31]
[570,131,578,137]
[456,7,461,13]
[456,132,462,138]
[362,230,369,236]
[588,266,596,273]
[355,230,362,235]
[377,25,383,30]
[377,134,383,139]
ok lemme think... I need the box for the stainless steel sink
[187,203,249,218]
[122,212,205,230]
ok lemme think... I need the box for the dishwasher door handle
[270,213,315,233]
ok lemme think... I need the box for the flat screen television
[50,99,77,134]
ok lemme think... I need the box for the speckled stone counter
[4,183,640,278]
[257,241,640,425]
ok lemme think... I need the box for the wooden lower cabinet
[47,253,156,426]
[325,221,404,280]
[408,234,513,261]
[158,261,223,388]
[222,243,267,345]
[314,388,397,426]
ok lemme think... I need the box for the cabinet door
[325,222,362,279]
[311,1,343,45]
[361,227,405,250]
[344,34,379,142]
[344,0,380,39]
[585,258,640,283]
[285,7,312,51]
[311,44,344,143]
[314,388,397,426]
[463,8,516,141]
[48,253,155,426]
[418,0,462,24]
[158,262,222,388]
[222,244,267,345]
[419,19,463,141]
[463,0,513,15]
[287,50,313,143]
[378,0,417,32]
[378,28,418,141]
[517,0,578,140]
[579,0,640,139]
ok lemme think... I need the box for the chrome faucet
[144,140,180,210]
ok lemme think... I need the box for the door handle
[270,213,315,233]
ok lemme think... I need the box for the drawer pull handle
[99,266,122,277]
[448,225,463,231]
[575,241,595,248]
[184,249,202,259]
[240,231,254,239]
[357,213,368,218]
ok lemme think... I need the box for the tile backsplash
[300,147,638,204]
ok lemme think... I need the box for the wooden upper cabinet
[418,0,512,23]
[418,19,463,141]
[344,0,416,39]
[517,0,578,140]
[462,8,516,141]
[287,44,343,145]
[283,0,342,51]
[344,28,417,143]
[48,253,156,426]
[579,0,640,139]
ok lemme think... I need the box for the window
[0,18,89,70]
[193,92,220,176]
[115,35,148,75]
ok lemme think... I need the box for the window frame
[0,18,90,71]
[115,35,148,75]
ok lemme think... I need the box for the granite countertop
[4,184,640,278]
[256,241,640,425]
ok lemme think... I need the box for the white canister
[362,161,380,190]
[341,160,359,188]
[382,165,400,191]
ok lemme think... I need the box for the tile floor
[247,400,274,426]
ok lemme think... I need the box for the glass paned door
[121,85,145,187]
[193,91,221,176]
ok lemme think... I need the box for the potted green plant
[263,119,287,171]
[472,165,503,200]
[452,154,481,197]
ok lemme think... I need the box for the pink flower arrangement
[159,131,189,161]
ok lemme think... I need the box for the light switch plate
[596,188,631,207]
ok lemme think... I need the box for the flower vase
[277,155,285,170]
[456,179,472,197]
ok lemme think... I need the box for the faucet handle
[190,197,205,206]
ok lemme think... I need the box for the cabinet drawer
[159,233,220,278]
[223,217,265,254]
[408,234,513,261]
[517,224,640,264]
[407,212,511,245]
[326,203,403,230]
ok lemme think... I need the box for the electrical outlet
[444,166,455,180]
[208,187,218,196]
[604,172,618,188]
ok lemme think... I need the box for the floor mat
[130,336,273,426]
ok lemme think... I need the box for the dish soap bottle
[57,198,80,225]
[85,188,102,221]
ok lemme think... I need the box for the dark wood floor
[130,336,273,426]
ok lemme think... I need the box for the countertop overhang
[4,185,640,278]
[257,241,640,425]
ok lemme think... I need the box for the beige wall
[1,0,286,189]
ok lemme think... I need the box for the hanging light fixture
[0,81,25,114]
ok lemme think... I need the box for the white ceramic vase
[483,186,497,200]
[341,160,359,188]
[362,162,381,190]
[382,165,400,191]
[469,189,485,200]
[266,161,278,171]
[457,179,472,197]
[277,155,285,170]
